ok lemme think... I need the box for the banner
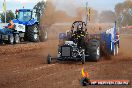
[3,0,6,12]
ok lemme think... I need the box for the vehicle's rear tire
[27,24,39,42]
[39,29,48,42]
[88,39,100,62]
[14,34,20,44]
[8,35,14,44]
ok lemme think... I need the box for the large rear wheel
[27,24,39,42]
[88,39,100,62]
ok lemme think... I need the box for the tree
[33,1,46,22]
[0,10,15,23]
[115,0,132,26]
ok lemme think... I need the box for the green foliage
[33,1,46,22]
[0,10,15,23]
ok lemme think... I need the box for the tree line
[0,10,15,23]
[77,0,132,26]
[0,0,132,27]
[115,0,132,26]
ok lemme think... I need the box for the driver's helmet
[77,24,82,31]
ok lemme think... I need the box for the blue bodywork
[100,22,118,54]
[13,9,38,26]
[13,19,38,26]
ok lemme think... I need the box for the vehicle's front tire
[82,53,85,64]
[47,55,52,64]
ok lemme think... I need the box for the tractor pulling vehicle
[47,21,119,64]
[0,9,47,44]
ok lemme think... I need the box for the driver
[76,24,85,48]
[71,23,86,48]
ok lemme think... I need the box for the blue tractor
[12,9,42,42]
[0,8,47,44]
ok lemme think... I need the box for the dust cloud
[40,0,86,26]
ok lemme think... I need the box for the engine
[58,41,84,59]
[57,21,86,60]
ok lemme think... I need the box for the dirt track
[0,25,132,88]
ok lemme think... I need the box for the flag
[88,9,91,21]
[88,9,91,16]
[3,0,6,12]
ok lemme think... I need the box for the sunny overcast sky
[0,0,125,13]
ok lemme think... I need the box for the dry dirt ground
[0,25,132,88]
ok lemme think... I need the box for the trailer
[47,21,119,64]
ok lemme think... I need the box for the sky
[0,0,125,13]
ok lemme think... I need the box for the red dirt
[0,25,132,88]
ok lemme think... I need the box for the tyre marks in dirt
[0,26,132,88]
